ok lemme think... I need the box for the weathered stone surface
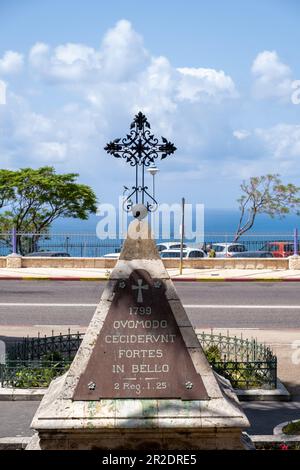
[289,255,300,270]
[2,255,289,270]
[27,428,246,450]
[119,220,158,260]
[28,220,250,450]
[6,254,22,268]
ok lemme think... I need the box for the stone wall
[0,256,292,269]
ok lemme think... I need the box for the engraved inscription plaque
[73,270,208,400]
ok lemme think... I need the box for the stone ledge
[1,255,290,270]
[0,437,30,450]
[235,379,291,402]
[251,434,300,443]
[0,387,47,401]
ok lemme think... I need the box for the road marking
[0,303,96,307]
[184,305,300,309]
[0,302,300,309]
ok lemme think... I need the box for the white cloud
[8,20,300,204]
[0,80,6,104]
[29,41,100,81]
[136,56,177,117]
[177,67,237,102]
[256,124,300,160]
[54,43,97,65]
[227,123,300,179]
[251,50,293,100]
[29,42,50,67]
[33,141,67,162]
[28,20,149,84]
[0,50,23,74]
[101,19,149,81]
[233,129,251,140]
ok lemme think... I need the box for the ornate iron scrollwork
[104,112,177,212]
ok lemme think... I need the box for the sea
[2,209,299,257]
[52,208,300,235]
[48,208,300,257]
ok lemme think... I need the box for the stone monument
[27,113,249,450]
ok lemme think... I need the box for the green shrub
[282,421,300,435]
[204,345,222,363]
[12,362,69,388]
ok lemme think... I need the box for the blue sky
[1,0,300,208]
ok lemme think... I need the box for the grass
[282,420,300,435]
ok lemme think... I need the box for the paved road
[0,402,39,437]
[0,281,300,328]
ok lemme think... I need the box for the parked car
[102,247,122,259]
[231,251,274,258]
[104,243,188,259]
[160,248,206,259]
[25,251,70,257]
[103,252,120,259]
[211,243,247,257]
[156,242,187,252]
[260,242,297,258]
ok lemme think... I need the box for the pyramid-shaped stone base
[27,220,249,450]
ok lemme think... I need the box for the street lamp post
[146,164,159,200]
[146,165,159,233]
[121,186,129,238]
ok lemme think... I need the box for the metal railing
[0,230,298,257]
[6,330,83,361]
[198,331,277,389]
[0,330,277,390]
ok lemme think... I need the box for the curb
[0,437,30,450]
[0,388,47,401]
[1,276,300,282]
[273,419,300,436]
[236,380,291,402]
[171,277,298,282]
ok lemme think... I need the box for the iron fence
[0,330,277,389]
[198,331,274,362]
[0,230,298,257]
[0,232,122,257]
[198,331,277,389]
[6,330,83,362]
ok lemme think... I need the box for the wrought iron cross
[104,112,177,212]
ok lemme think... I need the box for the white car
[160,248,206,259]
[103,243,187,259]
[211,243,247,257]
[156,242,187,252]
[103,252,120,259]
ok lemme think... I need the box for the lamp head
[147,165,159,177]
[131,203,148,220]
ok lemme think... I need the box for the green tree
[0,169,15,209]
[0,167,97,254]
[234,174,300,241]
